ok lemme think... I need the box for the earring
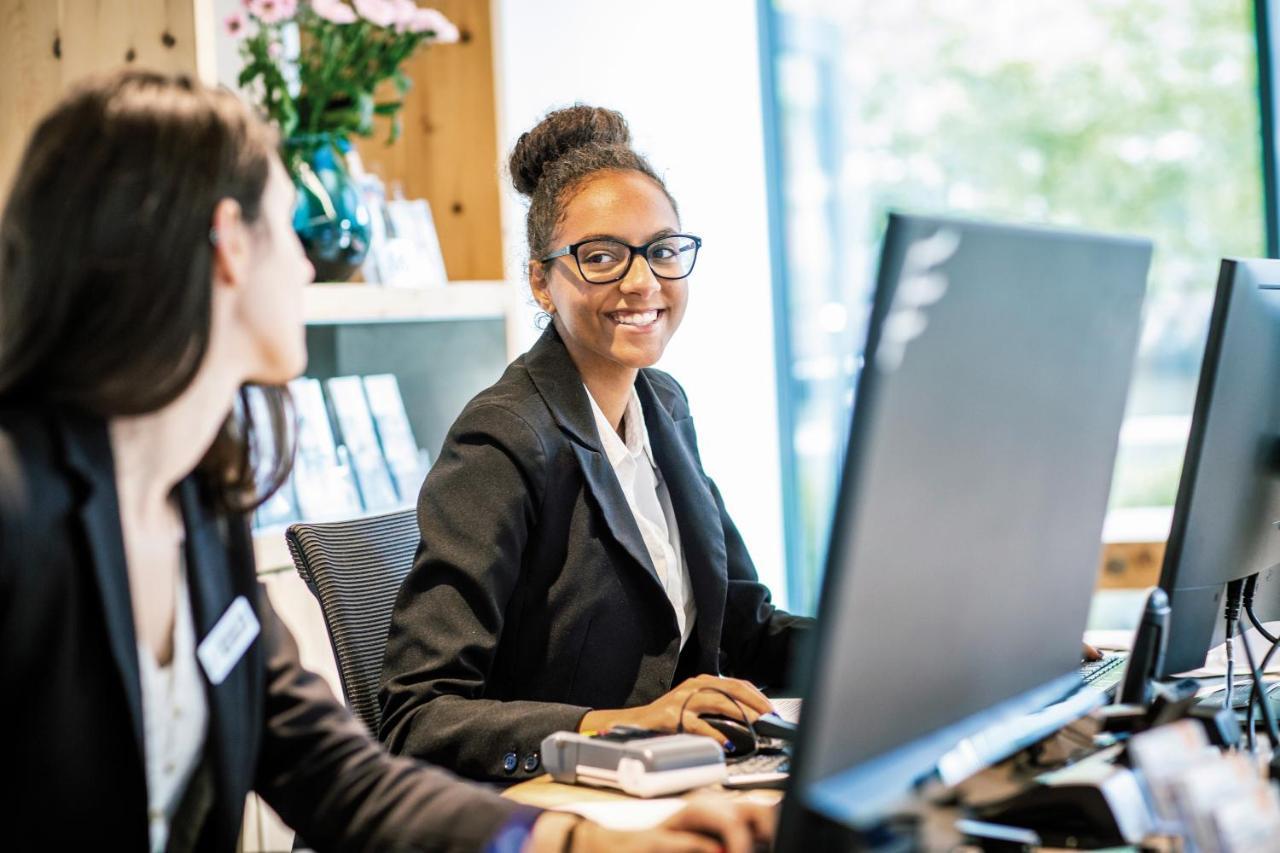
[208,226,220,246]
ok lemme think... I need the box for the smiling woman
[376,104,812,783]
[532,170,694,412]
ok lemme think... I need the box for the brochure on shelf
[383,198,448,288]
[358,173,392,285]
[362,373,430,502]
[324,376,401,513]
[289,377,363,519]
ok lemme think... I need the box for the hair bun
[508,105,632,197]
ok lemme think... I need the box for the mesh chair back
[285,508,419,735]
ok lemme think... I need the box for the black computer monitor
[1156,259,1280,677]
[780,212,1150,845]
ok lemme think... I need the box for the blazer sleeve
[252,581,539,852]
[377,403,591,781]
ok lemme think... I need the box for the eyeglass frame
[539,233,703,285]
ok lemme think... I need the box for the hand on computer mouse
[578,674,774,747]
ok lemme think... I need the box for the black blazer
[0,407,533,851]
[379,327,812,782]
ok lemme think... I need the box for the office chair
[285,507,419,735]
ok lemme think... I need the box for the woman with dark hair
[379,105,812,783]
[0,71,773,853]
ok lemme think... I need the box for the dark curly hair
[508,104,678,263]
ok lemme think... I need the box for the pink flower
[248,0,296,24]
[224,11,248,36]
[311,0,357,24]
[390,0,418,32]
[353,0,397,28]
[411,7,458,41]
[267,40,283,59]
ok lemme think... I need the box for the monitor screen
[1158,259,1280,675]
[782,213,1150,840]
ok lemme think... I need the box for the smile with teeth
[609,308,664,327]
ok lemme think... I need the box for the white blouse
[136,550,209,853]
[586,385,697,647]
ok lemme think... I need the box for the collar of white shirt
[585,384,658,471]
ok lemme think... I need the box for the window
[764,0,1267,613]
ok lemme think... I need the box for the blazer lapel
[56,413,145,759]
[177,477,253,817]
[524,328,666,594]
[568,443,664,589]
[636,373,729,672]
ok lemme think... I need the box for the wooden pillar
[0,1,61,199]
[0,0,213,198]
[353,0,505,281]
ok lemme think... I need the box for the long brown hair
[0,69,293,511]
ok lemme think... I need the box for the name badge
[197,596,260,685]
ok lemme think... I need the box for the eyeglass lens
[575,235,698,283]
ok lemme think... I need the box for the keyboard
[730,666,1120,791]
[723,751,790,789]
[1080,652,1127,694]
[771,697,803,724]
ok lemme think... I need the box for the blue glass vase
[285,135,372,282]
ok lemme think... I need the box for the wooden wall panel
[0,0,210,198]
[1097,539,1167,589]
[353,0,504,281]
[57,0,209,85]
[0,1,64,199]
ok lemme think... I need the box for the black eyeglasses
[540,233,702,284]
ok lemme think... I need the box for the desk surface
[503,774,784,810]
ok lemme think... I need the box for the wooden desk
[503,774,783,810]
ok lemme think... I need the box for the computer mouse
[700,715,757,756]
[753,711,798,741]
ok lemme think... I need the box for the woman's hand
[529,801,777,853]
[578,674,775,746]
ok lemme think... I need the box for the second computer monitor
[783,213,1150,837]
[1157,258,1280,676]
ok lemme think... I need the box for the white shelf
[304,281,513,325]
[253,525,294,574]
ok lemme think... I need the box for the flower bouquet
[226,0,459,280]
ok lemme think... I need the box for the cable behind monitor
[1228,577,1280,776]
